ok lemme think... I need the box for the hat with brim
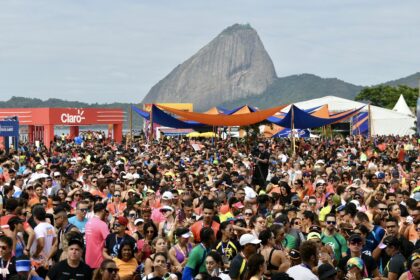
[318,263,337,280]
[160,205,174,212]
[239,233,261,246]
[134,218,144,226]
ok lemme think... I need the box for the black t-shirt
[338,253,377,278]
[383,252,406,278]
[0,256,17,280]
[47,260,93,280]
[105,233,137,257]
[229,254,247,280]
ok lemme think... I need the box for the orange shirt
[190,220,220,243]
[107,202,126,217]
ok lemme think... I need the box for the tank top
[174,243,192,263]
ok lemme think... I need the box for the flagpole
[150,105,154,142]
[368,103,372,139]
[291,105,295,155]
[129,104,133,143]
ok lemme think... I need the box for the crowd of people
[0,133,419,280]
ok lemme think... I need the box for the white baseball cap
[239,234,261,246]
[161,191,174,200]
[134,218,144,225]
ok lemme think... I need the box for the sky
[0,0,419,103]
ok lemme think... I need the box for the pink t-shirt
[85,216,109,269]
[151,208,165,224]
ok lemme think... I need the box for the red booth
[0,108,124,148]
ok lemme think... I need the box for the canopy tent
[393,95,414,116]
[291,96,416,135]
[132,105,150,120]
[269,105,364,129]
[157,104,286,126]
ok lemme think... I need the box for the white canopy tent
[392,94,414,116]
[284,96,415,136]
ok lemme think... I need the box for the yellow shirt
[115,257,138,279]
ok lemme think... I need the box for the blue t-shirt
[68,216,88,233]
[363,225,385,256]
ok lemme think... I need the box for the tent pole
[150,105,154,142]
[291,105,295,155]
[368,103,372,139]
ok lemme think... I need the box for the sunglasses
[294,222,301,225]
[129,214,136,217]
[244,212,253,216]
[326,221,336,225]
[114,223,121,228]
[350,241,362,246]
[78,208,88,212]
[114,195,121,197]
[379,208,388,211]
[146,230,155,233]
[106,268,120,274]
[92,180,97,183]
[309,202,316,206]
[0,246,8,250]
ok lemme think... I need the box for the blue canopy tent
[270,105,365,128]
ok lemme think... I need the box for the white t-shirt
[287,264,319,280]
[31,222,56,259]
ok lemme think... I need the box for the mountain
[382,72,420,88]
[220,74,364,109]
[142,24,277,111]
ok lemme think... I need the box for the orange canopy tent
[157,104,286,126]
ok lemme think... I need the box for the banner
[351,112,369,136]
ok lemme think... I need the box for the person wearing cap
[158,205,176,239]
[151,191,174,224]
[7,216,27,259]
[229,233,261,280]
[85,202,110,269]
[337,234,379,279]
[344,257,364,280]
[317,263,338,280]
[169,227,193,273]
[183,227,215,280]
[104,216,137,260]
[380,236,407,279]
[286,240,319,280]
[46,233,92,280]
[320,214,347,262]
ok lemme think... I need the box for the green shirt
[282,234,297,250]
[186,243,208,274]
[321,232,348,261]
